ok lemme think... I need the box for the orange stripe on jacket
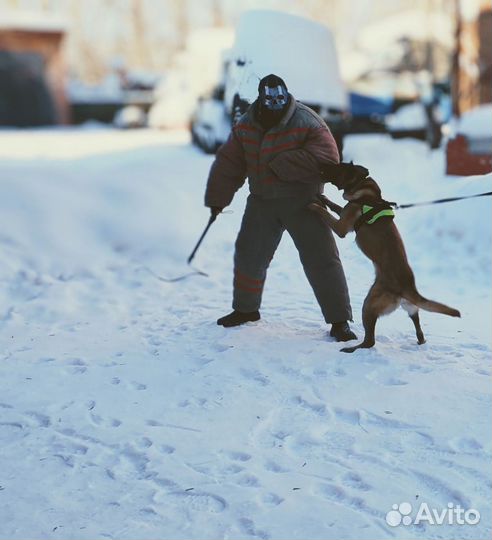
[261,141,300,154]
[241,138,260,146]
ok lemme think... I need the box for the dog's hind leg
[401,299,426,344]
[341,283,399,353]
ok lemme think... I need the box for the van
[191,10,349,153]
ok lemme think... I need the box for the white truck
[191,10,349,154]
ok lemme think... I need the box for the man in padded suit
[204,74,356,342]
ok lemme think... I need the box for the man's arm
[267,126,339,183]
[204,128,247,209]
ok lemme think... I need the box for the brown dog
[309,162,460,353]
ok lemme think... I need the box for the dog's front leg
[317,195,343,216]
[307,202,358,238]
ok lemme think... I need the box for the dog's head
[321,162,370,191]
[321,162,381,201]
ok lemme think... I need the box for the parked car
[346,91,392,133]
[191,10,350,154]
[190,84,231,153]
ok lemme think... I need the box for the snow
[455,104,492,139]
[385,102,427,131]
[0,127,490,540]
[0,9,67,32]
[113,106,147,129]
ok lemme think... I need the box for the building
[446,0,492,175]
[0,10,68,126]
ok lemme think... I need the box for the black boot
[217,310,260,327]
[330,321,357,342]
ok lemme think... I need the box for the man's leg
[232,196,284,313]
[284,202,353,324]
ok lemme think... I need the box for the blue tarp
[349,92,393,117]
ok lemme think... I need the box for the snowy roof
[457,104,492,138]
[228,10,347,109]
[0,9,67,33]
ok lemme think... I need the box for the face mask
[261,85,288,111]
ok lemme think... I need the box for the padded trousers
[232,194,353,323]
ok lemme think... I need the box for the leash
[392,191,492,210]
[137,214,219,283]
[138,263,208,283]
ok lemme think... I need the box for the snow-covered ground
[0,127,490,540]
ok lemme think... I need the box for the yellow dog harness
[354,203,396,232]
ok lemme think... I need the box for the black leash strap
[187,214,217,264]
[139,264,208,283]
[395,191,492,209]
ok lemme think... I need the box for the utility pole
[451,0,462,117]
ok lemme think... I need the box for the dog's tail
[402,291,461,318]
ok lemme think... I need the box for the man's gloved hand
[210,206,223,218]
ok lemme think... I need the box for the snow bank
[385,102,427,130]
[456,104,492,138]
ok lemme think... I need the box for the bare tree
[170,0,189,52]
[130,0,151,69]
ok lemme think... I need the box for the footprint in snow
[238,517,270,540]
[24,411,51,427]
[379,376,409,386]
[408,363,433,373]
[146,419,163,427]
[89,413,122,428]
[213,343,233,353]
[235,474,261,487]
[159,444,175,454]
[448,437,484,454]
[261,492,284,506]
[129,381,147,390]
[226,450,252,462]
[264,460,288,473]
[153,489,227,513]
[341,472,372,492]
[0,403,13,409]
[333,407,361,425]
[240,368,270,386]
[291,395,328,416]
[138,437,153,449]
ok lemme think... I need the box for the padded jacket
[204,96,340,208]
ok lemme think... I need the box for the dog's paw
[340,346,357,353]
